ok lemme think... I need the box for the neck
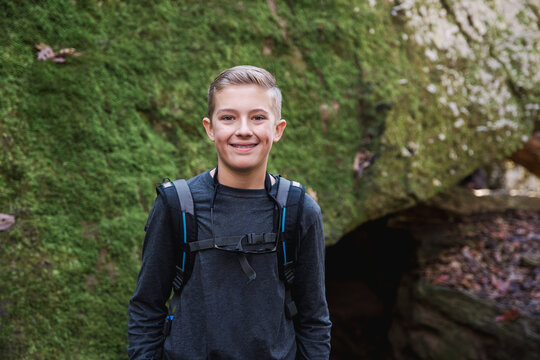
[211,166,273,189]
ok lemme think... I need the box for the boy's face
[203,84,286,177]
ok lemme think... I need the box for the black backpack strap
[276,178,305,319]
[188,233,277,252]
[155,178,197,340]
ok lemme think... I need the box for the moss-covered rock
[1,0,538,358]
[353,0,540,233]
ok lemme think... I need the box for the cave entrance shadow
[326,216,417,360]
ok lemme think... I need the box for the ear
[203,117,215,142]
[273,119,287,143]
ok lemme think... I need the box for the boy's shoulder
[186,170,212,186]
[185,170,214,195]
[302,191,321,217]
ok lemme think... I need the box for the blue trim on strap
[182,212,187,243]
[181,211,187,270]
[282,207,287,264]
[282,207,286,232]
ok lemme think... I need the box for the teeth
[232,144,256,148]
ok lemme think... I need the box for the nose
[235,117,253,137]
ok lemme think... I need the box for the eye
[252,115,265,121]
[221,115,235,121]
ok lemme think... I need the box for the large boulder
[350,0,540,236]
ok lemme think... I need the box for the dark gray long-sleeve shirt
[128,171,331,359]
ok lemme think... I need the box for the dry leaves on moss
[36,43,82,63]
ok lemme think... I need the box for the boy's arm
[294,195,332,359]
[128,195,177,360]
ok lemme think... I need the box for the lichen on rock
[353,0,539,233]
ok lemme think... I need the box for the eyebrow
[215,108,270,116]
[250,109,270,115]
[215,109,238,116]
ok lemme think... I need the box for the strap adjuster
[282,261,295,285]
[241,233,255,244]
[172,265,184,293]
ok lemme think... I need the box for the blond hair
[207,65,282,120]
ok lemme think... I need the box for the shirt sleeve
[294,194,332,359]
[128,195,178,360]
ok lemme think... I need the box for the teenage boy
[128,65,331,359]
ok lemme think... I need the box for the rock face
[353,0,540,235]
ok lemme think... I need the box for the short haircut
[207,65,282,120]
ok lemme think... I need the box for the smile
[231,144,257,148]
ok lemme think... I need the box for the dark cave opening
[326,216,418,360]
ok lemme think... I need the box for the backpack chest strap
[187,233,277,252]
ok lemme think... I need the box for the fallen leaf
[495,307,519,322]
[433,274,449,285]
[353,150,375,178]
[0,213,15,231]
[36,43,55,61]
[36,43,82,62]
